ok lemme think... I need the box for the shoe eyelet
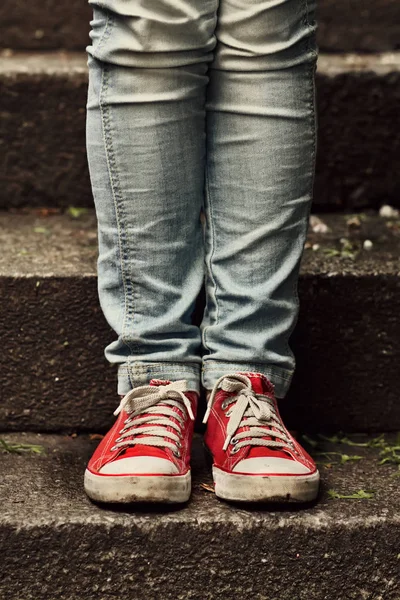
[221,400,230,410]
[110,446,118,452]
[173,450,181,458]
[230,438,238,445]
[225,410,232,417]
[231,445,240,454]
[176,441,182,448]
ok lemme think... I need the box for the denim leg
[201,0,318,398]
[86,0,218,394]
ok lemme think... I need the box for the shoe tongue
[149,379,172,387]
[240,373,275,397]
[118,445,170,461]
[246,446,294,461]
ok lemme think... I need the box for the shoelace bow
[112,380,194,455]
[203,374,292,452]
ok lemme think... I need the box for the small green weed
[317,433,400,467]
[33,226,50,235]
[316,433,386,448]
[322,241,359,261]
[301,432,400,482]
[315,452,363,465]
[67,206,88,219]
[343,213,368,223]
[300,434,319,448]
[328,489,375,500]
[0,438,45,455]
[378,437,400,467]
[322,248,341,258]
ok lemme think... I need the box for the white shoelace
[111,380,194,455]
[203,374,292,452]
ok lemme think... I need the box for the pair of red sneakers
[84,373,319,504]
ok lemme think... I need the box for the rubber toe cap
[232,457,311,475]
[100,456,179,475]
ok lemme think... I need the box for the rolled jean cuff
[201,361,294,399]
[117,361,201,395]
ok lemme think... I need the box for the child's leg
[201,0,319,502]
[202,0,318,399]
[86,0,219,395]
[85,0,219,503]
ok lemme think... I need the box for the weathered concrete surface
[1,51,400,210]
[0,52,90,210]
[0,0,92,51]
[0,209,98,275]
[1,0,399,52]
[0,210,400,433]
[0,433,399,600]
[317,0,400,52]
[315,54,400,210]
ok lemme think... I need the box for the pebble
[346,216,361,228]
[363,239,373,250]
[379,205,399,218]
[310,215,329,233]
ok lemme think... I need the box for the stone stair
[1,0,398,52]
[1,2,400,599]
[1,210,400,434]
[1,51,400,210]
[1,432,399,600]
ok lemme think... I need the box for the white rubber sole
[213,466,320,503]
[84,469,191,504]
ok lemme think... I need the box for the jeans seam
[202,365,294,383]
[283,7,318,360]
[91,9,112,62]
[99,63,136,355]
[202,165,219,353]
[303,0,318,59]
[119,365,201,372]
[119,364,201,388]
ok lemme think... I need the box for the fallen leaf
[67,206,89,219]
[200,482,215,493]
[33,226,50,235]
[33,208,61,217]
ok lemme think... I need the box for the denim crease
[86,0,318,400]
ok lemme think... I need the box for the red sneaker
[84,379,197,503]
[203,373,319,502]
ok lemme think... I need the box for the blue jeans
[86,0,318,398]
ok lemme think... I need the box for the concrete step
[1,0,399,53]
[1,209,399,433]
[1,432,399,599]
[0,51,400,211]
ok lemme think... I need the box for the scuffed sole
[84,469,191,504]
[213,467,320,503]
